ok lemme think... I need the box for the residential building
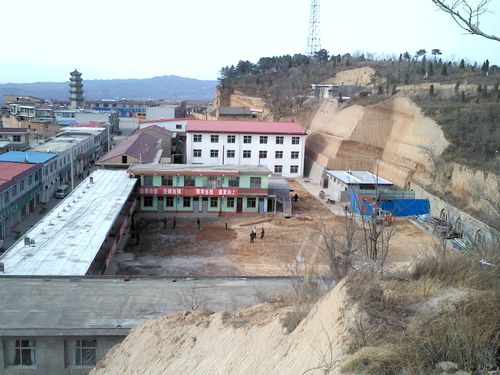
[131,126,174,161]
[0,151,58,203]
[216,106,258,120]
[0,128,35,152]
[128,164,271,214]
[0,162,43,243]
[97,132,162,168]
[185,120,306,178]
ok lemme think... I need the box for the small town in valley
[0,1,499,374]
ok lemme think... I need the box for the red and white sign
[138,186,239,196]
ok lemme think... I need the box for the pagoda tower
[69,69,84,109]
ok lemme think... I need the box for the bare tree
[316,212,365,280]
[431,0,500,42]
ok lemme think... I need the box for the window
[193,134,202,142]
[5,339,36,367]
[210,197,218,207]
[275,151,283,159]
[143,175,153,186]
[28,175,33,185]
[260,136,268,144]
[4,191,9,204]
[226,197,235,208]
[65,339,96,367]
[13,135,21,142]
[250,177,261,188]
[176,124,182,129]
[259,151,267,159]
[210,149,219,158]
[165,197,174,207]
[291,151,299,159]
[143,197,153,207]
[246,198,256,208]
[276,136,284,144]
[183,197,191,207]
[243,135,252,144]
[34,171,39,182]
[292,136,300,145]
[243,150,251,158]
[20,179,25,191]
[161,175,173,186]
[184,176,195,186]
[226,149,235,158]
[193,149,202,157]
[228,176,239,187]
[211,135,219,143]
[227,135,236,143]
[274,165,283,173]
[12,185,17,197]
[122,155,128,164]
[290,165,299,173]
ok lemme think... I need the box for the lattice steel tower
[306,0,321,56]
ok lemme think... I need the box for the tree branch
[431,0,500,42]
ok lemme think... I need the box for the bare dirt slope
[90,279,355,375]
[307,96,450,187]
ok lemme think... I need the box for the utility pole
[306,0,321,56]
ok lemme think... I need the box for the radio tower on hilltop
[306,0,321,56]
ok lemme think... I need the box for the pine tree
[441,64,448,76]
[455,81,460,94]
[459,59,465,69]
[428,62,434,76]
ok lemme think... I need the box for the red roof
[186,120,305,135]
[139,117,192,124]
[0,162,39,189]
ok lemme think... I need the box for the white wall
[140,119,187,133]
[186,132,305,178]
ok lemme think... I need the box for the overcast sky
[0,0,499,83]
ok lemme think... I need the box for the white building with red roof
[185,120,306,178]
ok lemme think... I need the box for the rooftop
[128,163,271,175]
[0,277,291,336]
[0,162,40,188]
[0,170,137,276]
[326,170,393,185]
[31,134,92,153]
[0,127,30,134]
[0,151,57,164]
[99,132,161,163]
[186,119,306,135]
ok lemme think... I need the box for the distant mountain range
[0,75,218,105]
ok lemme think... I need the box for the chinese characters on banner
[139,187,239,196]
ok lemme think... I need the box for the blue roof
[56,119,77,126]
[0,151,57,164]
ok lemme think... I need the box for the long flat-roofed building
[185,120,306,178]
[129,164,271,214]
[0,169,136,276]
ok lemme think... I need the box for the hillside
[0,75,217,104]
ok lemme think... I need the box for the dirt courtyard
[110,181,435,277]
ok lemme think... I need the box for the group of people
[250,226,265,243]
[162,216,176,230]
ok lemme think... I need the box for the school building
[128,164,272,214]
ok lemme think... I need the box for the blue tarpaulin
[350,191,430,217]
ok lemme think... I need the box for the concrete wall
[0,335,122,375]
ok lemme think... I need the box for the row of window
[144,196,259,208]
[143,175,242,187]
[193,150,300,159]
[2,171,40,206]
[3,339,96,368]
[193,134,300,145]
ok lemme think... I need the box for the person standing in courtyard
[261,227,265,240]
[197,218,201,230]
[250,231,255,243]
[225,219,228,230]
[172,217,176,231]
[163,217,168,229]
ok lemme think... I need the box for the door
[237,198,243,213]
[157,196,164,211]
[202,197,209,212]
[258,198,265,214]
[193,197,199,212]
